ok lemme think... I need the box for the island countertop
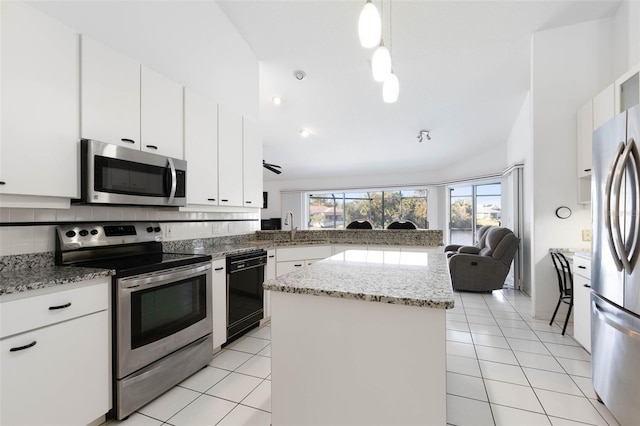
[263,249,454,309]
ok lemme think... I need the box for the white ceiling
[216,0,621,181]
[29,0,622,183]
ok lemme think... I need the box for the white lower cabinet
[264,250,276,319]
[572,255,592,353]
[276,246,333,278]
[0,280,110,426]
[276,260,306,277]
[212,258,227,350]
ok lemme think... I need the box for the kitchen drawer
[573,255,591,279]
[277,260,306,277]
[276,245,332,262]
[0,279,109,338]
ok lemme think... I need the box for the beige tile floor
[108,288,620,425]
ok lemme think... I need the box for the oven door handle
[119,262,211,290]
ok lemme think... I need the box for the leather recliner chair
[444,225,494,257]
[448,227,519,292]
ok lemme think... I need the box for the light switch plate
[582,229,592,241]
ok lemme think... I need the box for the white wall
[530,19,612,319]
[611,0,640,79]
[506,93,531,165]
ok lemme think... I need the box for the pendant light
[358,0,381,48]
[371,1,391,82]
[383,71,399,103]
[372,42,392,82]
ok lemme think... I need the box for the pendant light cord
[389,0,392,56]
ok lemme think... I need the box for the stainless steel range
[55,222,213,420]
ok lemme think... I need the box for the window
[449,183,501,245]
[308,189,428,229]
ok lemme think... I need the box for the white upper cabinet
[576,100,593,179]
[0,2,79,198]
[243,117,263,207]
[81,35,141,149]
[218,105,244,207]
[141,66,184,159]
[184,88,219,206]
[615,64,640,114]
[592,84,615,131]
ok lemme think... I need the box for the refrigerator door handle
[606,142,626,272]
[592,300,640,341]
[623,138,640,274]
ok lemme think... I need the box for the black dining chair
[387,220,417,230]
[549,251,573,335]
[346,220,373,229]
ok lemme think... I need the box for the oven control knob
[90,229,99,236]
[146,227,154,233]
[65,230,76,238]
[79,229,89,237]
[154,227,161,233]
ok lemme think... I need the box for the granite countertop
[1,233,443,297]
[0,266,114,296]
[263,249,454,309]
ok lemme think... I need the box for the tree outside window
[309,189,429,230]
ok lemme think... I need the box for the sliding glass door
[449,183,502,246]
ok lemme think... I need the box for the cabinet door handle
[268,255,275,258]
[208,198,216,202]
[246,201,252,204]
[584,168,592,172]
[214,267,224,271]
[294,264,303,267]
[10,341,37,352]
[145,145,158,150]
[48,302,71,310]
[578,265,586,269]
[584,284,591,288]
[121,138,136,144]
[221,199,229,202]
[0,181,5,185]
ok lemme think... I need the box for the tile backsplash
[0,206,259,256]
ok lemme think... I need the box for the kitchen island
[263,249,453,426]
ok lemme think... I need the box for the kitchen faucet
[284,211,297,241]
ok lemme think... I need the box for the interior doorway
[449,183,513,289]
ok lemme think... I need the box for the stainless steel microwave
[77,139,187,207]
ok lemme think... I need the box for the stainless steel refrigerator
[591,103,640,425]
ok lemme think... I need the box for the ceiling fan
[263,160,282,174]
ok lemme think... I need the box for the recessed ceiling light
[300,128,311,138]
[294,70,307,81]
[272,96,283,106]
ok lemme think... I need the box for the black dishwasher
[226,250,267,342]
